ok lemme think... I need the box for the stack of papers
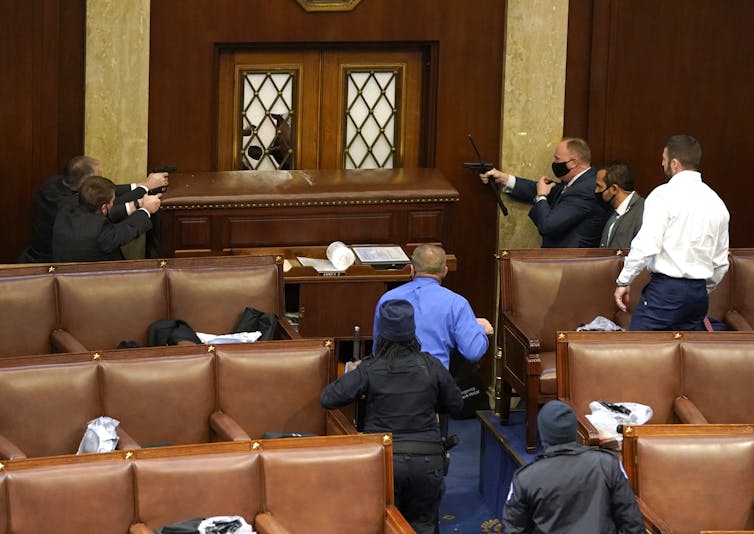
[297,256,345,274]
[351,245,410,267]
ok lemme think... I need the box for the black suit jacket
[510,167,609,247]
[52,203,152,263]
[600,192,645,249]
[21,176,142,262]
[23,175,71,262]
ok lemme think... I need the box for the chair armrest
[385,505,415,534]
[255,512,293,534]
[116,427,141,450]
[673,395,709,424]
[724,309,753,331]
[0,433,27,460]
[326,409,358,435]
[210,411,252,441]
[500,312,541,376]
[576,415,601,447]
[129,523,153,534]
[636,496,671,533]
[50,328,88,353]
[613,309,632,330]
[276,317,300,339]
[501,312,540,352]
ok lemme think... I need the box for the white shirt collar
[668,169,702,184]
[564,167,591,188]
[615,191,635,217]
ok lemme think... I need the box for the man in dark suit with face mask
[481,137,608,247]
[52,176,161,263]
[595,160,645,249]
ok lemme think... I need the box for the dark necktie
[552,184,566,205]
[602,210,619,246]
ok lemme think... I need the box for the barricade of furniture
[0,255,296,358]
[0,433,414,534]
[0,339,355,460]
[556,331,754,445]
[621,424,754,534]
[495,248,754,452]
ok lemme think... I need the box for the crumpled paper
[77,416,120,454]
[577,316,625,332]
[197,515,255,534]
[585,401,653,448]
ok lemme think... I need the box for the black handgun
[152,164,177,173]
[598,400,631,416]
[464,134,508,216]
[148,165,176,195]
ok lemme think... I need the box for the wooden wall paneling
[600,0,754,247]
[318,47,424,169]
[583,0,613,166]
[216,49,322,170]
[56,1,86,166]
[147,1,507,390]
[0,0,85,263]
[563,0,595,141]
[0,3,34,238]
[565,0,754,247]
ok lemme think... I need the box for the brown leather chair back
[100,353,215,446]
[261,443,387,533]
[730,253,754,328]
[506,255,622,352]
[215,344,331,437]
[560,337,681,422]
[168,263,281,335]
[56,269,167,348]
[0,273,56,356]
[0,361,100,457]
[5,461,134,533]
[635,434,754,533]
[0,473,6,534]
[682,341,754,423]
[708,265,732,323]
[133,452,262,530]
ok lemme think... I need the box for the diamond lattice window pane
[239,70,297,170]
[344,68,399,169]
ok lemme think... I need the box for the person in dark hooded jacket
[321,299,462,534]
[501,400,645,534]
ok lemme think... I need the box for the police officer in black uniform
[502,400,645,533]
[321,299,463,534]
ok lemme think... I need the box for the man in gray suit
[596,161,645,249]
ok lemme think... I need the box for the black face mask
[551,161,570,178]
[594,187,615,207]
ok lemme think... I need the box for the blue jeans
[629,273,707,331]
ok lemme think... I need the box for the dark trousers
[629,273,708,331]
[393,453,444,534]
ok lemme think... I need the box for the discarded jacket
[233,306,278,341]
[148,319,202,346]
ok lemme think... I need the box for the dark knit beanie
[377,300,415,342]
[538,400,578,447]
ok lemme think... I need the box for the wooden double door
[217,46,430,171]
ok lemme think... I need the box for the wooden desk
[156,168,459,257]
[229,246,456,359]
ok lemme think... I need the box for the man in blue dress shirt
[373,244,493,370]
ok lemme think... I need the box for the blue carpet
[439,410,541,533]
[439,416,502,534]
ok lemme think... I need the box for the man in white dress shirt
[614,135,729,331]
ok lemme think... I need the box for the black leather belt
[392,440,444,456]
